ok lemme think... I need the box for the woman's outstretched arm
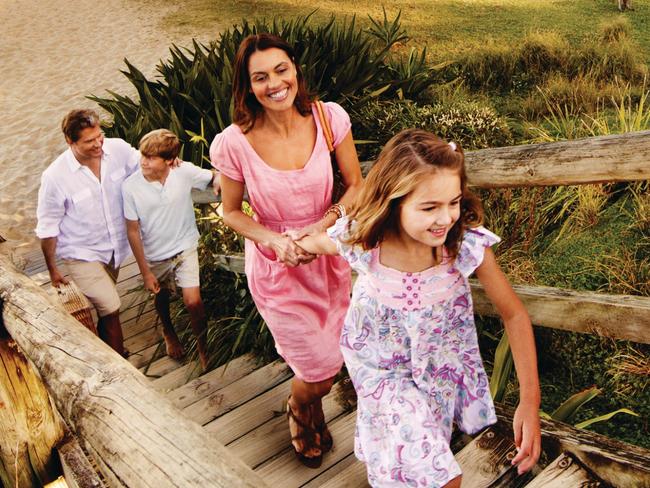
[474,248,541,475]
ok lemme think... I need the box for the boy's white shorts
[148,247,200,291]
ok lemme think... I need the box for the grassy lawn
[162,0,650,62]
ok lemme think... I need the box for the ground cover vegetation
[95,8,648,447]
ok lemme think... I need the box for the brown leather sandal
[286,396,323,469]
[317,419,333,453]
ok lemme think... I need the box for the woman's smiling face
[248,47,298,114]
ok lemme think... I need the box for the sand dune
[0,0,216,254]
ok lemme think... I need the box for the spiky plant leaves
[551,386,601,423]
[489,331,514,403]
[574,408,639,430]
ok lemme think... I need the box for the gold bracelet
[324,203,345,220]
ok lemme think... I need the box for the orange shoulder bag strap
[315,100,334,152]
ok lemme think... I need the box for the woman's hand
[283,226,322,265]
[269,234,315,267]
[511,401,541,475]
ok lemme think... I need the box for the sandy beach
[0,0,217,256]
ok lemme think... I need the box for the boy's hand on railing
[211,170,221,196]
[143,272,160,294]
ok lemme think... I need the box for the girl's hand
[270,234,315,267]
[284,222,322,241]
[511,401,541,475]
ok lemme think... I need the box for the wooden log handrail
[464,130,650,188]
[208,253,650,344]
[192,130,650,205]
[0,254,270,488]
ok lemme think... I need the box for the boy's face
[140,155,172,180]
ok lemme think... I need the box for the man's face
[68,125,104,161]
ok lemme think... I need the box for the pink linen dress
[328,217,499,487]
[210,102,352,382]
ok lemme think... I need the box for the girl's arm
[474,248,541,475]
[220,174,310,267]
[294,232,339,256]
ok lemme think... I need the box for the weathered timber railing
[0,254,270,488]
[463,129,650,187]
[194,131,650,345]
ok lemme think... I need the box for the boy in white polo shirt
[123,129,217,369]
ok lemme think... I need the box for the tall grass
[454,21,647,93]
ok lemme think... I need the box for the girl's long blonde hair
[347,129,483,259]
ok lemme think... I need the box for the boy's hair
[232,33,312,133]
[139,129,181,160]
[348,129,483,259]
[62,109,100,143]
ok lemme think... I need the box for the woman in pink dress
[209,33,363,466]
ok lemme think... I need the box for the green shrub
[91,12,437,167]
[351,99,512,159]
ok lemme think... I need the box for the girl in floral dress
[292,129,541,487]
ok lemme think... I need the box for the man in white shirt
[36,109,139,357]
[123,129,218,369]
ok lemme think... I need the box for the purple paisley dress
[328,217,499,487]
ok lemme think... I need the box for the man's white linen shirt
[36,138,140,266]
[122,162,213,262]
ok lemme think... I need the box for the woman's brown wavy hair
[347,129,483,261]
[232,33,312,133]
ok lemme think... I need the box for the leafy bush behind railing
[90,11,439,167]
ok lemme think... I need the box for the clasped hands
[271,225,319,267]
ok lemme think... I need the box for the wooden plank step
[224,382,349,468]
[181,360,293,426]
[167,354,263,409]
[150,360,202,391]
[205,377,293,444]
[456,422,531,488]
[128,342,167,370]
[313,456,368,488]
[524,453,607,487]
[254,411,356,488]
[124,321,162,355]
[139,355,187,381]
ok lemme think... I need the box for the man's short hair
[139,129,181,161]
[62,109,101,142]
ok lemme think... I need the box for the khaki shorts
[149,247,200,292]
[62,257,120,317]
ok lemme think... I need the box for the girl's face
[398,169,462,250]
[248,47,298,114]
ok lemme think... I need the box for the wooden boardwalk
[17,247,650,488]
